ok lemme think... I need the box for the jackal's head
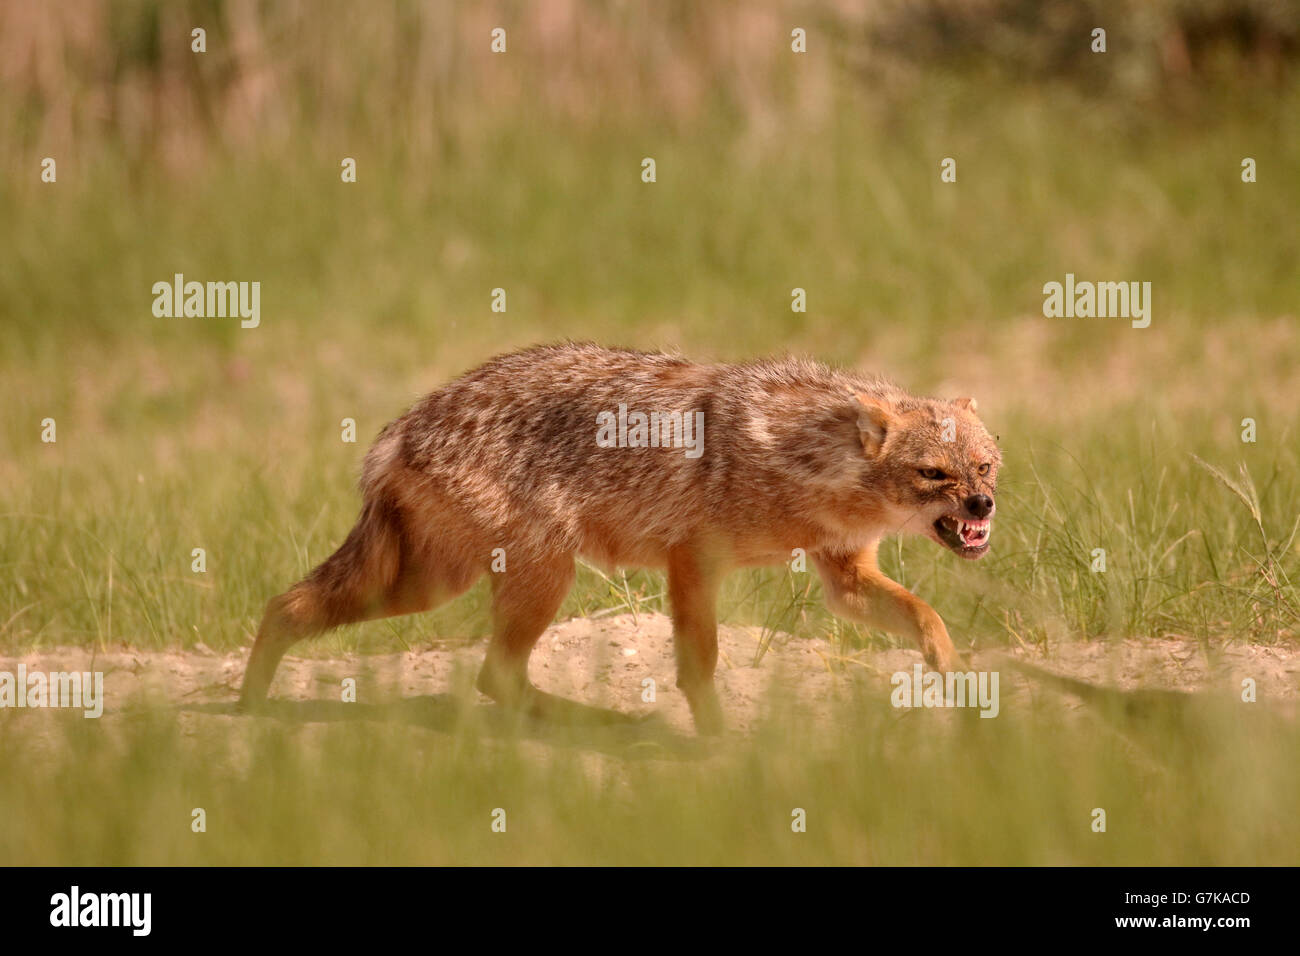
[854,392,1002,559]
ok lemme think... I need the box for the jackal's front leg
[813,546,961,673]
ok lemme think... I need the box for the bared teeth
[954,517,990,545]
[939,515,990,546]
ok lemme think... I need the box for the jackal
[239,343,1002,733]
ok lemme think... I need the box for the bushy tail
[239,496,403,704]
[287,497,404,631]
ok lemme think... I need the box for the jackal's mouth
[933,515,991,559]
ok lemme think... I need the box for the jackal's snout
[934,492,995,558]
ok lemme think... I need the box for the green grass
[1,680,1294,866]
[1,60,1298,864]
[2,77,1297,654]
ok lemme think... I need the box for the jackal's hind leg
[476,553,576,715]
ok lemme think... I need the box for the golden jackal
[239,343,1001,733]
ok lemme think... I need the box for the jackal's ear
[853,392,893,456]
[953,396,978,414]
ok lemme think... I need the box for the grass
[1,678,1295,866]
[1,28,1298,863]
[2,88,1296,653]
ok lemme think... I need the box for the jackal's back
[368,342,910,565]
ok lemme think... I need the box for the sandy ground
[2,613,1297,741]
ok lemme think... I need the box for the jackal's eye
[918,467,948,480]
[977,463,990,476]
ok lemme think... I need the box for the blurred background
[2,0,1300,869]
[1,0,1297,655]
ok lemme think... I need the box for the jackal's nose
[964,494,994,519]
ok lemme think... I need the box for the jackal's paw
[475,665,532,708]
[687,697,726,736]
[235,693,269,714]
[922,645,968,675]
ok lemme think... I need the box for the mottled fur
[239,342,1003,733]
